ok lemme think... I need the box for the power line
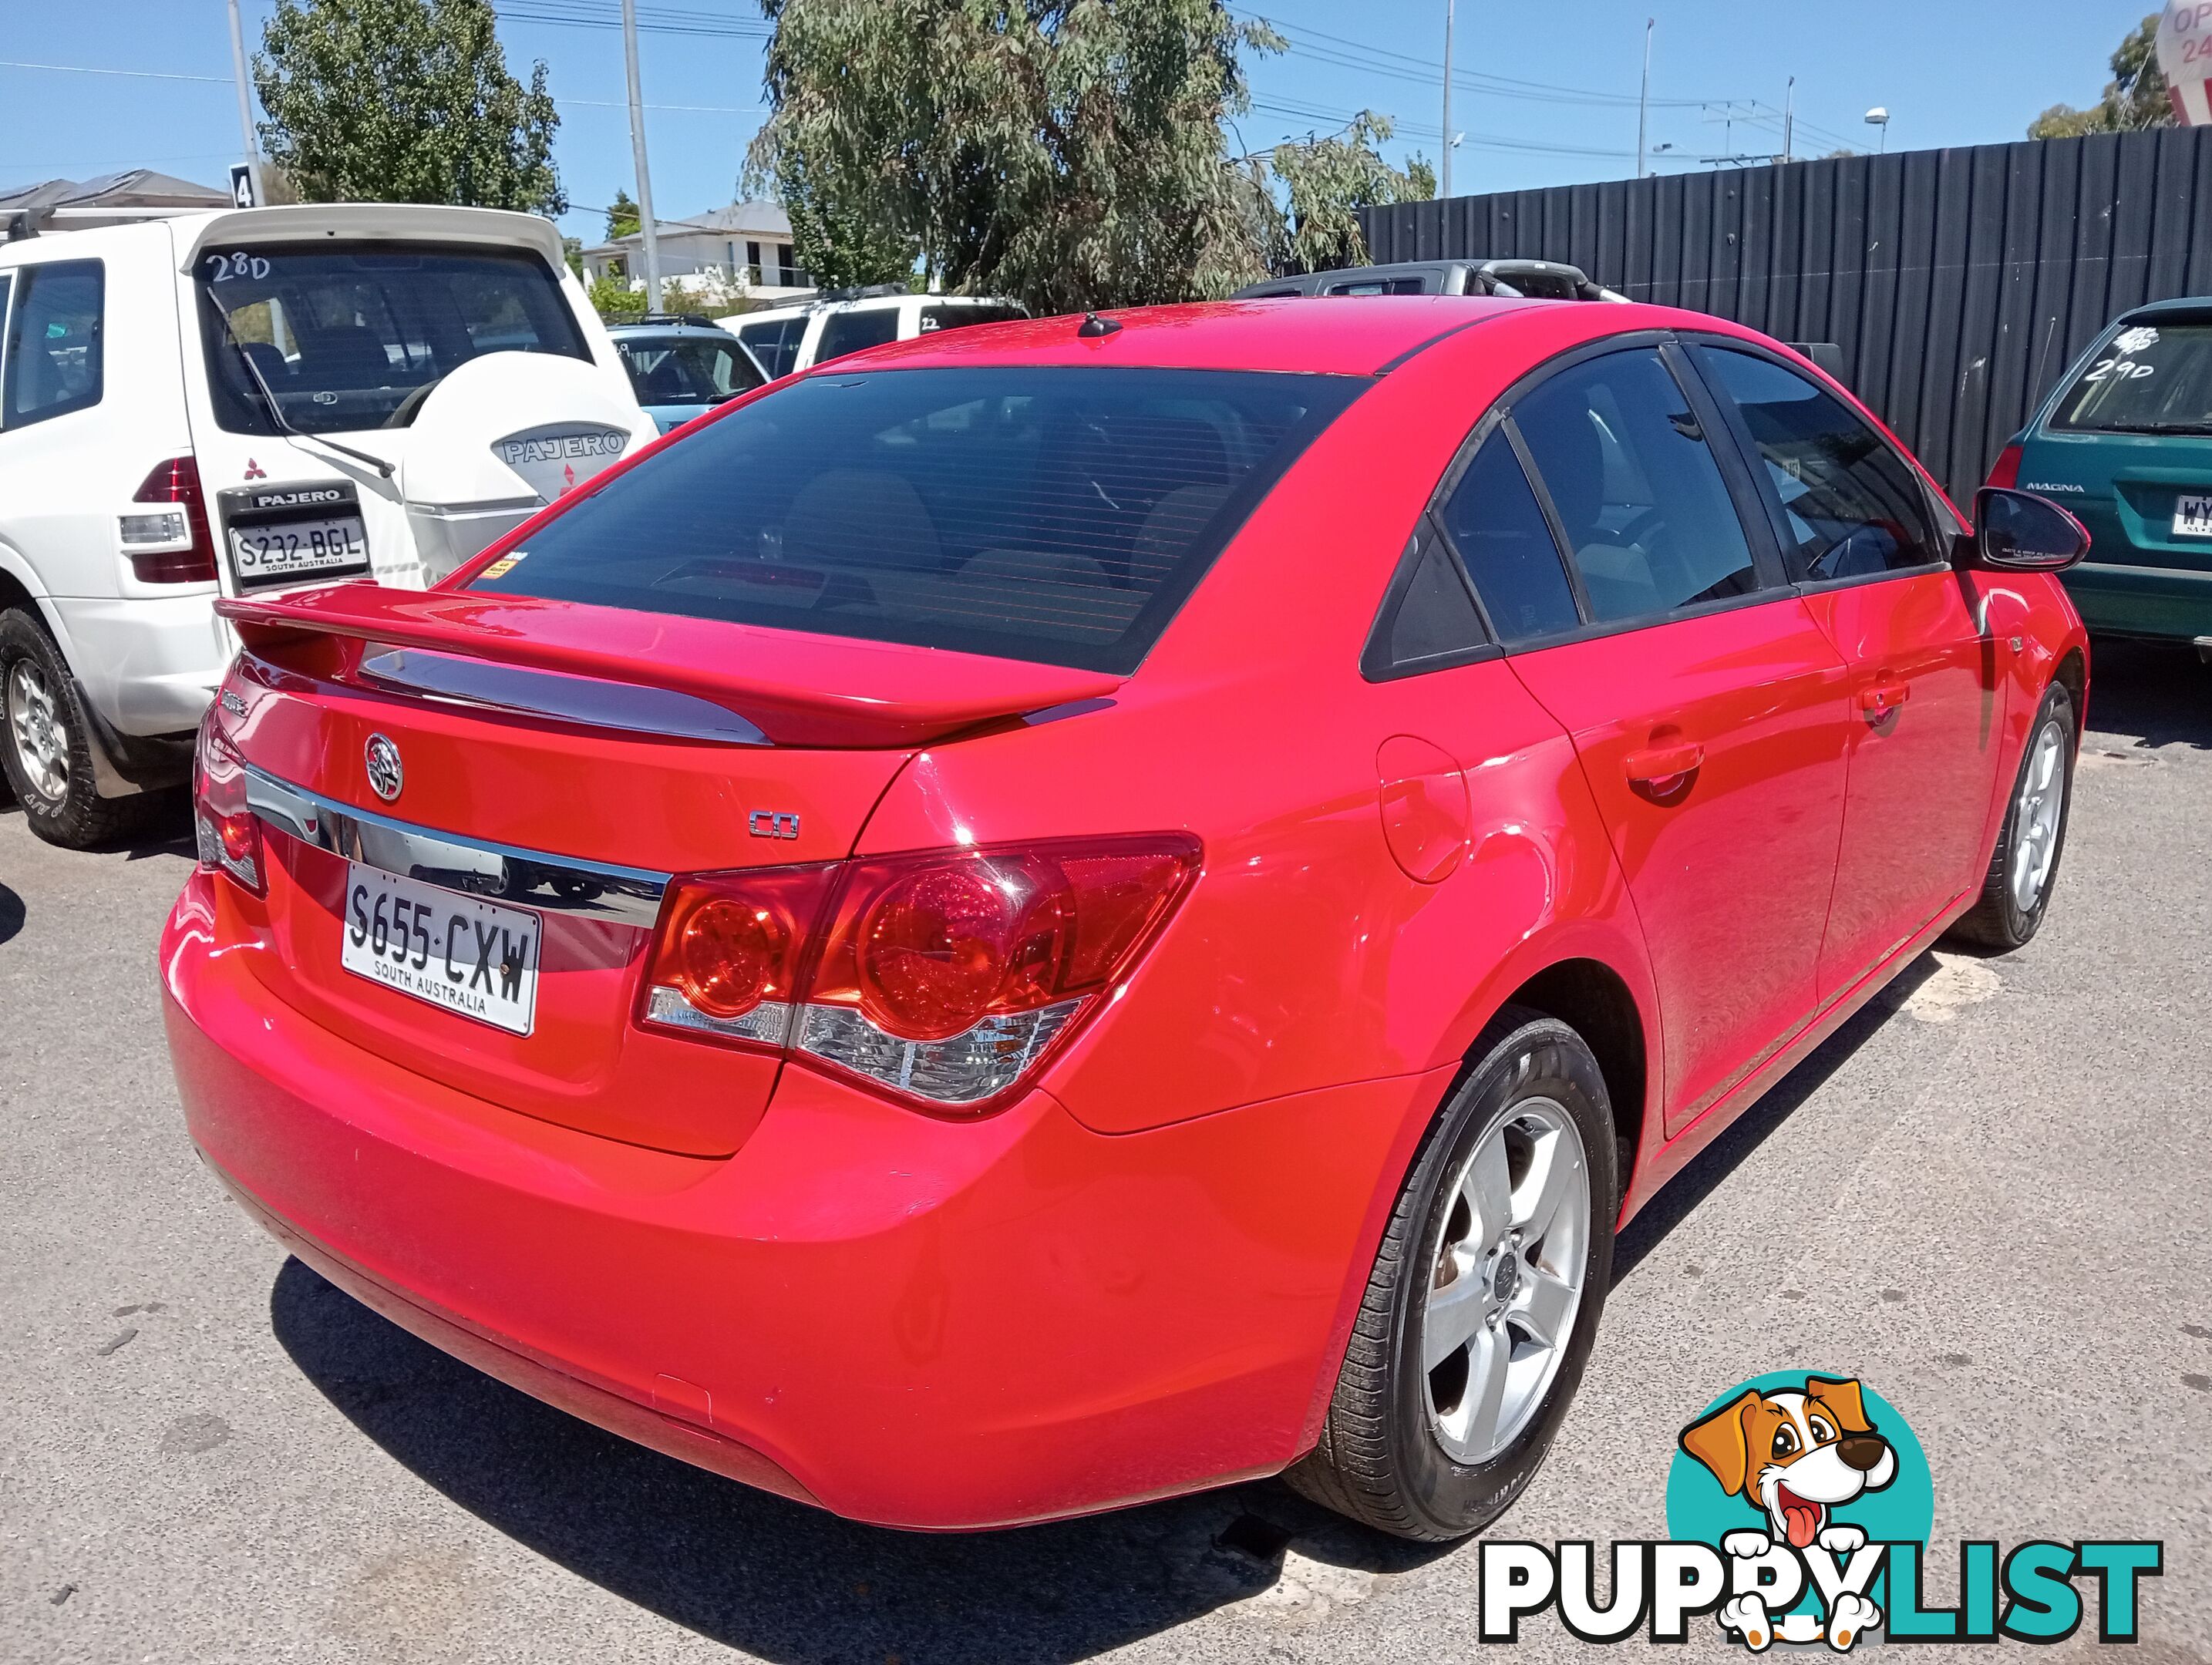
[0,59,231,84]
[1,56,756,116]
[1251,96,1643,161]
[1232,5,1718,109]
[495,1,770,39]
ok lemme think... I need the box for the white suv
[0,204,654,847]
[721,289,1028,378]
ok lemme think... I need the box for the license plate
[229,516,370,588]
[2173,494,2212,539]
[339,863,540,1035]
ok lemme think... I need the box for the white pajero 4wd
[0,204,654,847]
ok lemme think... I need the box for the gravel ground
[2,640,2207,1664]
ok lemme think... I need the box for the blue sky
[1,1,2150,247]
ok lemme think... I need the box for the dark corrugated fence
[1357,127,2212,504]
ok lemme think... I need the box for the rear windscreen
[471,365,1365,673]
[197,242,589,436]
[2053,321,2212,436]
[615,332,765,406]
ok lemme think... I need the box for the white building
[577,200,813,309]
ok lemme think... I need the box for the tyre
[0,607,141,849]
[1287,1006,1618,1541]
[1945,681,2076,953]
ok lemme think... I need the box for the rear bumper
[2062,560,2212,641]
[161,870,1436,1529]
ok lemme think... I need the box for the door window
[1437,431,1581,644]
[1512,348,1761,624]
[1700,348,1946,581]
[736,315,806,378]
[813,307,902,365]
[2,260,104,428]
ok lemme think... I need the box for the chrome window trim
[244,765,670,928]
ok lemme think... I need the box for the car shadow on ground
[271,1259,1443,1663]
[1611,950,1941,1283]
[2083,637,2212,751]
[265,960,1944,1663]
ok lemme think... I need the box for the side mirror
[1971,487,2090,572]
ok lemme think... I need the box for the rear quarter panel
[853,310,1664,1143]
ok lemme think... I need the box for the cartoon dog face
[1680,1377,1897,1548]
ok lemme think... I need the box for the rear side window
[3,260,103,428]
[1326,278,1427,296]
[475,365,1364,673]
[1701,348,1944,580]
[1513,348,1759,624]
[1439,432,1581,643]
[814,307,902,365]
[736,314,806,378]
[918,303,1025,334]
[2051,318,2212,436]
[1367,523,1490,677]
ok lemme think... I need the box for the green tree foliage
[1261,116,1433,277]
[749,0,1430,311]
[2029,14,2176,139]
[587,272,648,321]
[604,188,641,241]
[254,0,565,214]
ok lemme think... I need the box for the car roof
[813,294,1579,377]
[609,319,733,338]
[2118,296,2212,323]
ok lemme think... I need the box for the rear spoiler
[217,583,1123,750]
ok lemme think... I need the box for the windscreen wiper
[202,284,396,479]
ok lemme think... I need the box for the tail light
[126,457,218,584]
[192,706,263,894]
[1985,442,2024,493]
[640,836,1200,1115]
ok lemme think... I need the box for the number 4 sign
[227,163,257,210]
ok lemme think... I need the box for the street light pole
[225,0,261,200]
[1783,75,1795,165]
[1441,0,1455,200]
[1637,18,1654,180]
[621,0,664,312]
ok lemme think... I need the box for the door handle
[1860,681,1911,716]
[1624,741,1704,785]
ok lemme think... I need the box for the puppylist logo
[1480,1371,2163,1649]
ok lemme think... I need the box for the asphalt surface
[3,640,2208,1664]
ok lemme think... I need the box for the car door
[1690,344,1995,1000]
[1460,341,1854,1136]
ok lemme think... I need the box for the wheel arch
[2052,643,2087,735]
[1499,957,1649,1192]
[1429,920,1663,1209]
[0,548,72,662]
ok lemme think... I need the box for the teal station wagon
[1994,298,2212,656]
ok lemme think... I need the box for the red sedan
[162,296,2089,1541]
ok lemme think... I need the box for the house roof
[0,170,229,210]
[581,199,791,258]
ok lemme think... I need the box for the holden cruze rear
[160,316,1491,1529]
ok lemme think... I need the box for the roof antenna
[1077,311,1123,338]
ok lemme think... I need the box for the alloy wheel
[1422,1098,1591,1465]
[5,659,69,807]
[2009,717,2068,913]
